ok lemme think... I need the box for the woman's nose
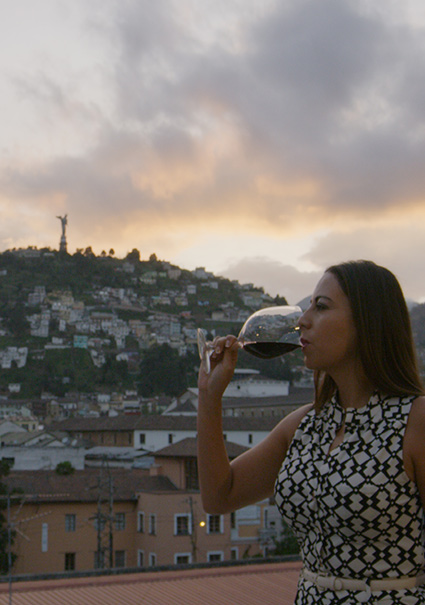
[298,309,310,329]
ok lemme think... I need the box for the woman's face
[298,271,358,376]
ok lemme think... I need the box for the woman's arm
[197,335,312,514]
[404,395,425,511]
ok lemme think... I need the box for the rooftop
[0,560,302,604]
[4,468,177,502]
[222,386,314,409]
[153,437,249,459]
[49,414,281,432]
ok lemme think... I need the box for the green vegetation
[271,521,300,556]
[138,344,193,397]
[55,461,75,475]
[0,461,17,575]
[0,248,303,398]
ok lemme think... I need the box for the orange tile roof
[4,468,177,502]
[0,561,302,605]
[153,437,249,458]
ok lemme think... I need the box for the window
[168,433,173,444]
[230,512,236,530]
[207,514,222,534]
[41,523,48,552]
[248,434,253,444]
[115,550,126,568]
[64,552,75,571]
[175,514,191,536]
[65,514,76,532]
[138,550,144,567]
[138,512,145,533]
[149,514,156,535]
[149,553,156,567]
[184,459,199,490]
[231,548,238,560]
[208,552,223,562]
[115,512,126,531]
[139,433,146,445]
[175,553,191,565]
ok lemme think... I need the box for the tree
[4,303,29,338]
[270,520,299,556]
[138,344,187,397]
[55,461,75,476]
[100,354,129,386]
[126,248,141,263]
[83,246,95,257]
[0,461,17,574]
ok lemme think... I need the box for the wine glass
[197,305,302,374]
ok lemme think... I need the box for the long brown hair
[314,260,424,411]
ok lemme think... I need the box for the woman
[197,260,425,604]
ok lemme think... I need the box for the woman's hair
[314,260,424,411]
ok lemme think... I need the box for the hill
[0,247,302,398]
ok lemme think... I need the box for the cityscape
[0,235,314,590]
[2,1,425,599]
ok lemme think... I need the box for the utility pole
[91,460,114,569]
[108,474,114,569]
[7,492,12,605]
[187,496,197,563]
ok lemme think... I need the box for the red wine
[242,341,301,359]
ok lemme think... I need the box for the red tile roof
[0,561,302,604]
[49,414,281,432]
[4,468,177,502]
[153,437,249,459]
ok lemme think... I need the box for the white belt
[302,568,425,592]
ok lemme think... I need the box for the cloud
[302,221,425,301]
[222,256,321,304]
[1,0,425,299]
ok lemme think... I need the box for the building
[163,384,314,419]
[3,439,283,576]
[48,413,282,451]
[4,468,174,575]
[222,386,314,418]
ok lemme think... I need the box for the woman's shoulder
[284,402,315,427]
[404,396,425,503]
[270,403,314,450]
[403,396,425,462]
[408,395,425,424]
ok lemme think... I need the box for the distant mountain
[296,296,311,311]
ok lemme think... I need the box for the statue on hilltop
[57,214,68,252]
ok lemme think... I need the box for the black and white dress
[274,392,425,604]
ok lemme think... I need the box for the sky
[1,0,425,304]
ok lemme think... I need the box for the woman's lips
[300,338,310,349]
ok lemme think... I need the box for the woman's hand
[198,335,239,401]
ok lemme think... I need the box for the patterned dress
[274,392,425,604]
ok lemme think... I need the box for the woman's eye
[316,302,327,311]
